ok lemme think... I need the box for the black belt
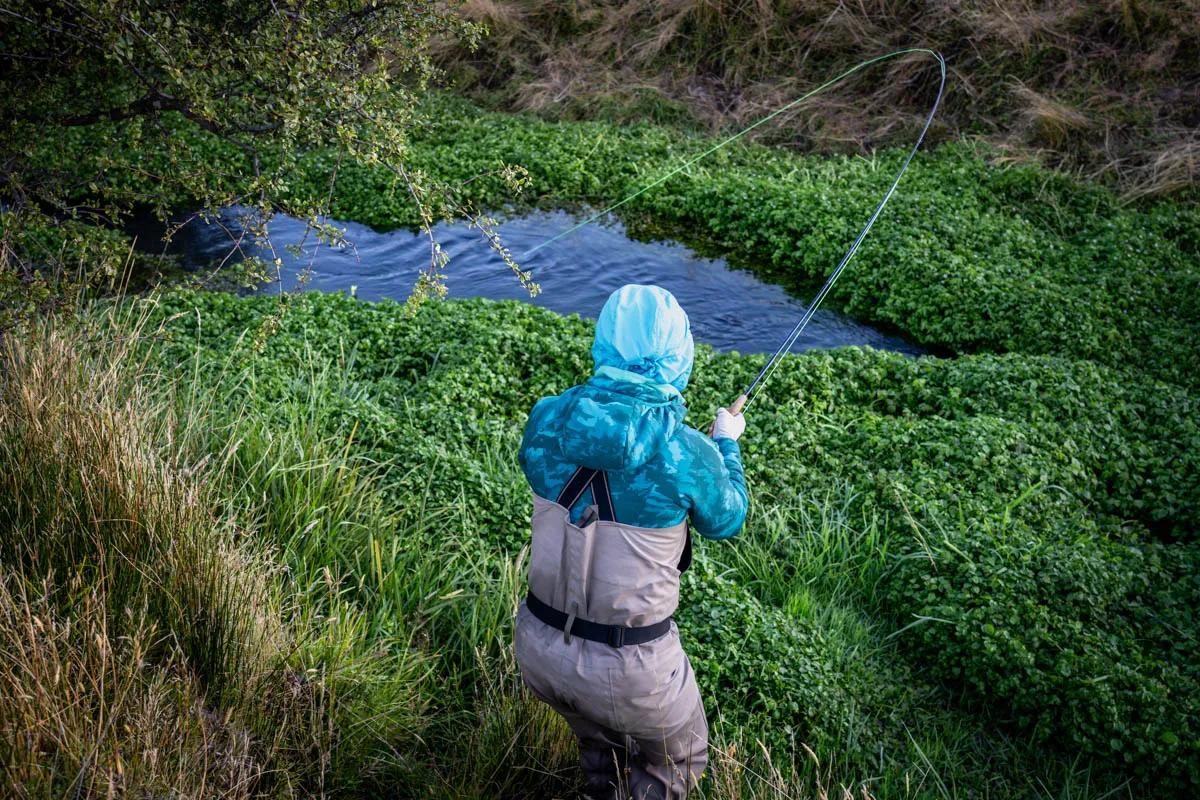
[525,591,672,647]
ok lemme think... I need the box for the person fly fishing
[511,52,944,799]
[516,284,749,799]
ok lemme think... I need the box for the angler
[516,284,749,799]
[512,49,945,798]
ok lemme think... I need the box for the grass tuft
[0,306,430,797]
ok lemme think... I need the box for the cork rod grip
[709,393,748,436]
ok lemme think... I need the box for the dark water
[131,207,924,356]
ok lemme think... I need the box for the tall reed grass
[0,305,428,797]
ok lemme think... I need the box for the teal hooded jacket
[519,285,749,539]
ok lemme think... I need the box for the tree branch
[56,94,171,127]
[54,90,279,138]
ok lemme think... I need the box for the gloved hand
[711,407,746,441]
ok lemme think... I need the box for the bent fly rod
[733,49,946,415]
[522,48,947,416]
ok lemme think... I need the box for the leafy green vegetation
[142,290,1200,794]
[0,0,477,328]
[41,96,1200,391]
[9,26,1198,796]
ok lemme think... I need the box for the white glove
[711,407,746,441]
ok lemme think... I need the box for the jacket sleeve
[682,433,749,540]
[518,396,556,485]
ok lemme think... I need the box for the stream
[129,207,925,356]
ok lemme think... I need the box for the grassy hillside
[0,310,432,797]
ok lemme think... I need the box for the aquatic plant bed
[44,95,1200,389]
[148,290,1200,794]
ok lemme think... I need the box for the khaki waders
[515,467,708,799]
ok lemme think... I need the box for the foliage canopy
[0,0,478,326]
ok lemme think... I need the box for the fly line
[522,48,947,411]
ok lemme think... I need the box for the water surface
[133,207,924,355]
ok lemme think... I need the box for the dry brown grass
[0,312,302,797]
[0,579,268,797]
[1125,133,1200,199]
[438,0,1200,196]
[1012,81,1094,149]
[698,737,884,800]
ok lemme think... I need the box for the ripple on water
[132,207,925,356]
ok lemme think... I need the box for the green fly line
[522,48,947,410]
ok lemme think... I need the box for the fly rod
[727,49,946,416]
[518,48,946,416]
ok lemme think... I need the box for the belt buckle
[607,625,626,647]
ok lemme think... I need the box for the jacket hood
[591,284,694,392]
[555,368,686,472]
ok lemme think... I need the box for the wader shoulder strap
[555,465,692,573]
[678,528,693,573]
[556,466,615,521]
